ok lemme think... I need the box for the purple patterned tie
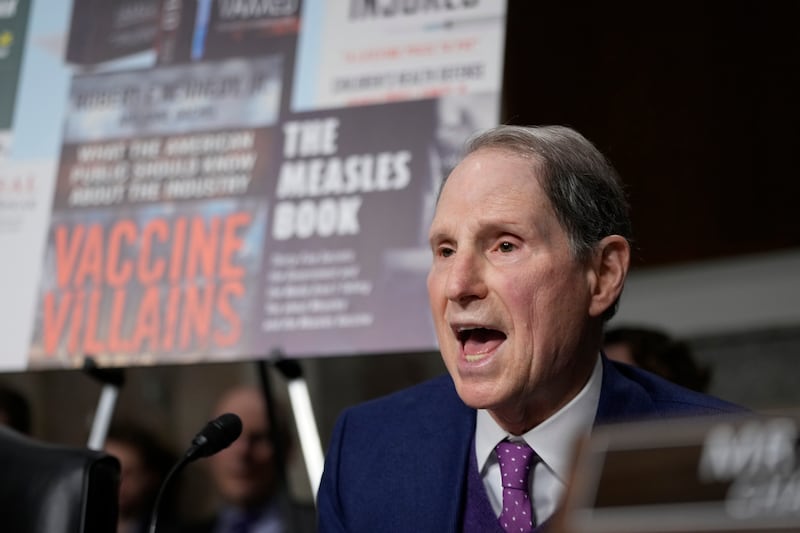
[495,440,538,533]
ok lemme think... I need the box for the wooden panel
[502,1,800,268]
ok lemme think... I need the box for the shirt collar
[475,354,603,482]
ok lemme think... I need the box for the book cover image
[292,0,506,111]
[155,0,302,65]
[65,0,160,66]
[0,0,33,157]
[3,0,505,370]
[28,197,268,368]
[254,98,443,358]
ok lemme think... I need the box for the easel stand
[81,353,325,503]
[83,358,125,450]
[256,355,324,502]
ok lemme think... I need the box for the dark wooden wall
[502,1,800,267]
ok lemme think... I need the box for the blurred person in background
[183,385,315,533]
[105,422,179,533]
[604,326,712,393]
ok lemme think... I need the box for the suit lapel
[416,376,476,531]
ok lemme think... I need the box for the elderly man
[317,125,741,532]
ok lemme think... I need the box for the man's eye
[499,241,515,252]
[438,247,455,258]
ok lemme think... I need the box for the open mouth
[457,327,507,362]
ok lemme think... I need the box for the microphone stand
[149,413,242,533]
[148,452,190,533]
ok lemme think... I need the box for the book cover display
[0,0,508,371]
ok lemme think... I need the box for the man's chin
[453,379,503,411]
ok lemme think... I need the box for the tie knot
[495,440,537,490]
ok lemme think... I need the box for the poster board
[0,0,508,371]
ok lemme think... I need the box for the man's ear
[588,235,630,318]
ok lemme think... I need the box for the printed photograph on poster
[28,198,268,368]
[293,0,507,111]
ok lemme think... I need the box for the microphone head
[188,412,242,460]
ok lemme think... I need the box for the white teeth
[465,353,488,363]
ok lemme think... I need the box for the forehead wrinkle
[432,150,555,243]
[469,187,555,245]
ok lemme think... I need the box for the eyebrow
[428,219,527,245]
[428,229,450,247]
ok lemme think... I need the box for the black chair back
[0,426,120,533]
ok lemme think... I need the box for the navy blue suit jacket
[317,356,742,532]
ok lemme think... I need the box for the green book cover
[0,0,31,131]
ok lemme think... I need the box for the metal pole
[83,357,125,450]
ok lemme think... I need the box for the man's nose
[444,248,487,304]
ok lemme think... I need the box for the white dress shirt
[475,354,603,524]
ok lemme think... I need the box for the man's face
[427,148,598,432]
[208,389,276,509]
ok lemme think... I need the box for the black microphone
[148,413,243,533]
[185,412,243,461]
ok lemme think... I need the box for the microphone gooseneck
[148,413,242,533]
